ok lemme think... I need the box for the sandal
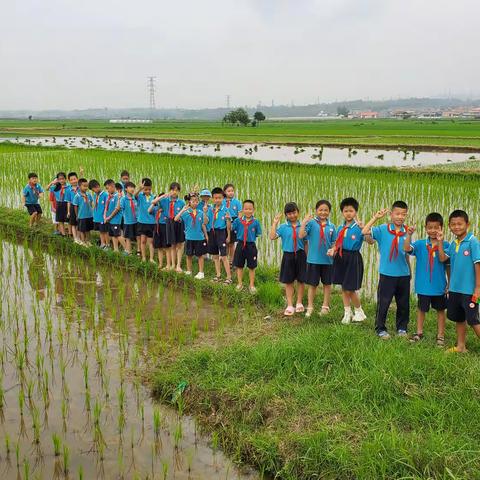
[283,306,295,317]
[319,306,330,316]
[224,278,233,285]
[447,346,467,353]
[212,276,221,282]
[295,304,305,313]
[436,336,445,347]
[410,333,424,342]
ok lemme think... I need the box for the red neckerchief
[80,192,89,203]
[189,209,197,227]
[315,218,327,248]
[127,195,136,221]
[240,216,254,249]
[426,240,438,281]
[387,224,407,261]
[335,223,350,257]
[289,221,299,255]
[169,199,175,219]
[29,183,40,198]
[104,193,114,217]
[226,199,231,209]
[59,185,65,201]
[155,208,162,233]
[95,192,100,209]
[49,191,57,211]
[71,186,78,196]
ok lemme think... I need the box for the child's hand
[203,204,208,213]
[436,230,444,242]
[326,247,335,257]
[302,213,313,224]
[226,234,230,244]
[79,167,85,176]
[374,208,388,220]
[273,213,282,224]
[407,225,416,235]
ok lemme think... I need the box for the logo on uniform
[351,235,356,240]
[464,250,470,256]
[470,302,476,309]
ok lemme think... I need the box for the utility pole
[226,94,231,109]
[147,76,156,118]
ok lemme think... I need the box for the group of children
[22,171,480,351]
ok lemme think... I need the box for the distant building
[109,119,153,123]
[359,111,378,119]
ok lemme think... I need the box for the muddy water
[3,136,478,167]
[0,237,258,479]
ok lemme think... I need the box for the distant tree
[224,108,250,126]
[337,106,349,117]
[28,115,32,121]
[251,120,257,127]
[253,111,266,124]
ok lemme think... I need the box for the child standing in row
[299,200,336,318]
[163,183,185,272]
[46,172,68,235]
[270,202,306,316]
[223,184,242,265]
[22,173,44,227]
[136,178,155,262]
[72,178,94,246]
[103,179,124,252]
[89,179,109,249]
[121,182,138,255]
[66,172,80,241]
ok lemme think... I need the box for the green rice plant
[23,458,30,480]
[4,433,10,456]
[52,433,61,456]
[78,465,84,480]
[153,408,161,439]
[62,444,70,475]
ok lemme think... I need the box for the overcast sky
[1,0,479,110]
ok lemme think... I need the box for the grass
[1,118,480,150]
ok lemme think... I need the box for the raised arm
[436,231,449,263]
[269,213,282,240]
[299,213,313,239]
[174,205,188,222]
[361,208,388,236]
[403,225,416,252]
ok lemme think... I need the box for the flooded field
[2,136,479,167]
[0,235,258,479]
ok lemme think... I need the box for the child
[223,184,242,264]
[328,197,367,324]
[46,172,68,235]
[103,179,125,252]
[120,182,138,255]
[362,201,410,339]
[199,189,212,211]
[65,172,80,241]
[438,210,480,352]
[270,202,306,316]
[72,178,94,246]
[299,200,336,318]
[404,213,449,346]
[175,193,208,279]
[135,178,155,262]
[22,172,44,227]
[163,182,186,272]
[148,193,168,268]
[231,200,262,293]
[208,187,232,284]
[89,179,109,249]
[119,170,130,192]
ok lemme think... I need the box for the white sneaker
[194,272,205,280]
[352,308,367,323]
[185,271,192,276]
[305,307,314,318]
[249,286,257,294]
[341,310,352,324]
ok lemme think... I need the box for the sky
[1,0,479,110]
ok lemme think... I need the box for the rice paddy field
[1,118,480,150]
[2,142,480,479]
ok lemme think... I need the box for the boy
[438,210,480,352]
[223,184,242,264]
[299,200,336,318]
[46,172,68,235]
[65,172,80,241]
[328,197,367,324]
[72,178,94,246]
[404,213,449,346]
[89,179,109,248]
[362,201,410,339]
[103,179,125,252]
[231,200,262,293]
[120,182,138,255]
[198,189,212,212]
[175,193,208,279]
[22,172,44,227]
[119,170,130,192]
[135,178,155,262]
[148,195,168,269]
[270,202,306,316]
[208,187,232,284]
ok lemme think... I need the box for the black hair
[315,199,331,211]
[184,192,199,202]
[104,179,115,187]
[211,187,225,197]
[28,172,38,179]
[392,200,408,210]
[142,178,152,187]
[169,182,181,191]
[88,179,100,189]
[449,210,469,223]
[120,170,130,177]
[284,202,299,215]
[223,183,235,191]
[243,199,255,207]
[115,182,123,190]
[56,171,67,179]
[53,172,67,191]
[78,178,88,186]
[425,212,443,227]
[340,197,359,212]
[124,181,136,189]
[67,172,78,179]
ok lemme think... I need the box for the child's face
[29,177,38,185]
[315,204,330,220]
[342,206,357,222]
[189,196,199,209]
[106,184,115,194]
[243,202,255,217]
[143,186,152,196]
[91,186,101,193]
[225,187,235,199]
[170,187,179,198]
[126,186,135,195]
[425,221,442,240]
[286,210,299,223]
[69,176,78,186]
[121,175,129,183]
[79,182,88,193]
[212,193,224,205]
[201,195,210,204]
[58,176,66,185]
[449,217,469,238]
[390,207,407,227]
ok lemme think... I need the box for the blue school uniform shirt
[232,217,262,243]
[64,185,79,204]
[93,191,108,223]
[159,197,185,224]
[23,183,44,204]
[180,209,206,241]
[304,218,336,265]
[371,223,410,277]
[223,197,242,219]
[104,192,122,225]
[445,233,480,295]
[136,192,155,224]
[120,195,138,225]
[276,221,304,253]
[210,205,230,230]
[49,184,68,202]
[335,222,363,251]
[409,239,450,296]
[72,192,93,219]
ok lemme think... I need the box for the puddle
[0,236,259,479]
[2,136,478,167]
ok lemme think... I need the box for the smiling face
[224,186,235,199]
[68,175,78,186]
[200,195,210,204]
[390,207,408,227]
[286,210,299,223]
[449,216,469,239]
[79,182,88,193]
[29,176,38,185]
[212,193,224,206]
[57,175,66,185]
[342,205,357,222]
[143,186,152,196]
[189,196,200,209]
[242,202,255,218]
[170,187,179,199]
[126,185,135,196]
[315,203,330,221]
[425,221,442,240]
[121,175,130,183]
[106,184,115,194]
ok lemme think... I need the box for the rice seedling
[62,443,70,475]
[52,433,61,456]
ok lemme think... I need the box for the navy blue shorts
[55,201,68,223]
[447,292,480,325]
[185,239,208,257]
[166,218,185,245]
[305,263,332,287]
[280,250,307,284]
[418,294,447,313]
[137,222,154,238]
[108,224,122,237]
[26,204,42,216]
[233,242,258,269]
[77,218,94,233]
[208,229,228,257]
[123,223,138,240]
[153,223,170,248]
[68,207,78,226]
